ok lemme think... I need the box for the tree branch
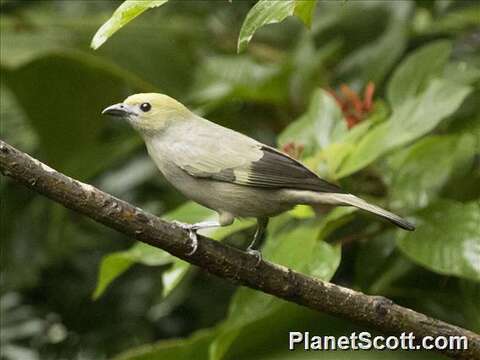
[1,140,478,359]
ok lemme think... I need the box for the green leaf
[161,258,190,298]
[288,205,316,219]
[316,207,357,239]
[210,209,351,360]
[307,240,341,281]
[336,78,471,178]
[319,103,388,179]
[163,201,217,223]
[1,52,153,180]
[387,78,470,144]
[278,88,347,156]
[93,242,171,300]
[113,327,216,360]
[397,200,480,281]
[387,134,477,210]
[93,256,131,300]
[387,40,452,109]
[93,202,255,299]
[264,220,323,268]
[91,0,169,50]
[237,0,316,53]
[238,0,295,53]
[293,0,318,28]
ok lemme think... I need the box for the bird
[102,93,415,259]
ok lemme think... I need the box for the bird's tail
[310,192,415,231]
[332,193,415,231]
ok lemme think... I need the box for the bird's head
[102,93,191,134]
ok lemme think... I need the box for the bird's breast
[145,138,213,204]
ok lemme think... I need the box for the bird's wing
[231,145,345,193]
[171,122,344,194]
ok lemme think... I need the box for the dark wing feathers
[202,146,345,194]
[245,146,345,193]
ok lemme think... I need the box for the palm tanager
[103,93,414,258]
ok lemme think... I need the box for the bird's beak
[102,103,135,117]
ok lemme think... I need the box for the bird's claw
[172,221,198,256]
[185,230,198,256]
[246,247,262,265]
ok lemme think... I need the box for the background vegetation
[1,0,479,359]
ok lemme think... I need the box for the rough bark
[1,140,479,359]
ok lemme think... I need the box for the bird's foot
[246,247,262,265]
[172,221,198,256]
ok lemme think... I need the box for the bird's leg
[173,212,234,256]
[173,220,221,256]
[246,217,269,264]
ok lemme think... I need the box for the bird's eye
[140,102,151,112]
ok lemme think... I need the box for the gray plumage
[103,93,415,257]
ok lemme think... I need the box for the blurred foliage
[1,0,479,359]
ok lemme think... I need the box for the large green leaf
[1,52,154,179]
[93,242,172,300]
[91,0,169,50]
[237,0,316,53]
[93,202,255,299]
[336,78,471,178]
[397,200,480,281]
[210,209,351,360]
[386,134,477,210]
[387,41,452,109]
